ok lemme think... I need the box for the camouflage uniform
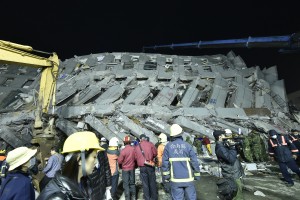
[250,131,266,162]
[185,136,193,146]
[242,135,254,162]
[193,137,203,155]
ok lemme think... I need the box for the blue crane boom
[143,32,300,53]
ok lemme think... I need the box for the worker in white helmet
[157,133,170,193]
[162,124,200,200]
[107,137,120,200]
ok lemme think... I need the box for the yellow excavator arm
[0,40,59,129]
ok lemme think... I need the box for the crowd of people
[0,126,299,200]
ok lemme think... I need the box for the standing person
[162,124,201,200]
[37,131,104,199]
[268,129,300,187]
[250,131,264,162]
[135,134,158,200]
[289,129,300,151]
[107,137,120,200]
[202,136,212,156]
[39,146,64,191]
[213,130,244,200]
[101,137,109,150]
[118,135,136,200]
[242,135,254,162]
[0,149,6,185]
[157,133,170,193]
[0,147,37,200]
[89,139,112,200]
[193,136,203,155]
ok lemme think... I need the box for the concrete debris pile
[1,51,300,148]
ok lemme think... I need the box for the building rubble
[1,51,300,149]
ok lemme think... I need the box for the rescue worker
[40,146,64,191]
[100,137,109,150]
[135,134,158,200]
[89,138,112,200]
[242,135,254,162]
[250,131,265,162]
[202,135,212,156]
[107,137,120,200]
[157,133,170,193]
[289,129,300,151]
[118,135,136,200]
[268,129,300,187]
[193,135,203,155]
[37,131,105,199]
[214,129,244,200]
[0,149,6,185]
[162,124,200,200]
[0,147,37,200]
[185,136,193,146]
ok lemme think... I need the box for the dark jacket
[268,134,299,162]
[37,173,88,200]
[215,141,244,179]
[0,171,35,200]
[288,133,300,151]
[135,140,157,167]
[88,151,111,200]
[118,145,136,171]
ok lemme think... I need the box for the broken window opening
[123,62,134,69]
[202,66,212,72]
[144,61,157,70]
[115,77,127,81]
[2,78,14,87]
[22,80,34,89]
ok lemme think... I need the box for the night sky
[1,0,299,93]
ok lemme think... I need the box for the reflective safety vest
[162,137,200,183]
[268,135,299,162]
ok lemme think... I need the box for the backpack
[216,178,237,200]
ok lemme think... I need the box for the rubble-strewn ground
[114,156,300,200]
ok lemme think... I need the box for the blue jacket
[162,137,200,183]
[0,171,35,200]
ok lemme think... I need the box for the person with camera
[162,124,200,200]
[135,134,158,200]
[213,129,244,200]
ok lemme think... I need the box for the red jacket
[135,140,157,167]
[202,137,211,145]
[118,145,136,171]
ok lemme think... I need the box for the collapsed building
[1,51,300,153]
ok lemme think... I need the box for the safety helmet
[158,133,168,143]
[0,149,5,154]
[123,135,131,143]
[170,124,183,137]
[224,129,232,135]
[100,137,107,142]
[62,131,104,154]
[109,137,119,147]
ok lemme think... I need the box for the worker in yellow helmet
[37,131,104,200]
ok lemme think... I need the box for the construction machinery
[0,40,59,175]
[143,32,300,53]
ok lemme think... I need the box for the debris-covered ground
[113,155,300,200]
